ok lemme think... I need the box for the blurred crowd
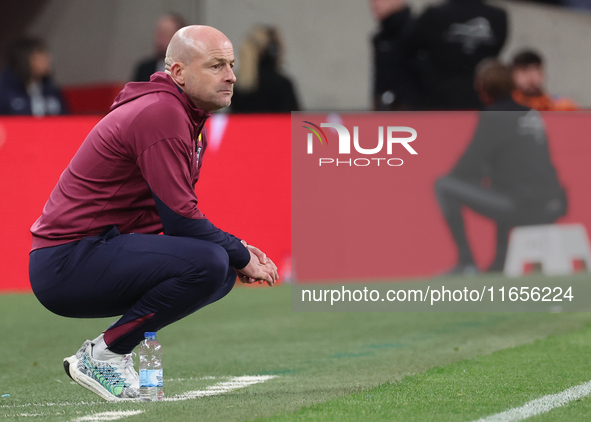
[0,13,300,116]
[0,37,67,116]
[0,1,586,115]
[371,0,579,111]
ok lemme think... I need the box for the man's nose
[226,67,236,84]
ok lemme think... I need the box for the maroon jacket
[31,72,249,268]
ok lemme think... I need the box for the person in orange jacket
[511,49,578,111]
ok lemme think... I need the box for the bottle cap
[144,332,157,339]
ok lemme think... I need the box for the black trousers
[29,226,237,354]
[435,176,566,270]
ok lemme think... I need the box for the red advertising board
[292,112,591,282]
[0,114,291,291]
[0,112,589,290]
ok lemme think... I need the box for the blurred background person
[562,0,591,13]
[370,0,416,110]
[527,0,591,12]
[0,37,67,116]
[511,49,578,111]
[435,60,567,274]
[399,0,508,110]
[231,25,300,113]
[132,13,187,82]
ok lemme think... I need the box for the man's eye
[212,64,220,69]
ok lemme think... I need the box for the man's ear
[169,62,185,86]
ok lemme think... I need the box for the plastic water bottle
[139,332,163,401]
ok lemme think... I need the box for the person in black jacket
[370,0,416,110]
[0,37,67,116]
[132,13,186,82]
[231,25,299,113]
[400,0,507,110]
[435,60,567,274]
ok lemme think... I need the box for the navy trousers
[29,226,237,354]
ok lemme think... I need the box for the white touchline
[163,375,277,402]
[72,410,144,422]
[165,375,217,382]
[0,400,105,409]
[472,379,591,422]
[0,375,278,413]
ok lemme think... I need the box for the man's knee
[435,175,457,195]
[194,242,231,286]
[175,243,232,303]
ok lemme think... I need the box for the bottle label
[140,369,163,387]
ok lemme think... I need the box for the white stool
[504,223,591,277]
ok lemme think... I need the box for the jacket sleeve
[151,190,251,269]
[136,137,250,269]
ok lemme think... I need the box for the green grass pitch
[2,274,591,421]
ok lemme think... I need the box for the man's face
[155,17,180,56]
[29,49,52,81]
[182,40,236,112]
[370,0,406,21]
[512,64,545,97]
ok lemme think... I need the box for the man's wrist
[232,239,251,270]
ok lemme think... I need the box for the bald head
[165,25,232,72]
[164,25,236,112]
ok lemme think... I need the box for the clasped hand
[235,241,278,286]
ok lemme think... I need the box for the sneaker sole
[63,355,137,402]
[63,357,74,381]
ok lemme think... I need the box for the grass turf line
[1,274,591,421]
[257,322,591,422]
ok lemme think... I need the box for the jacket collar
[157,73,211,127]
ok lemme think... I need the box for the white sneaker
[63,340,139,401]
